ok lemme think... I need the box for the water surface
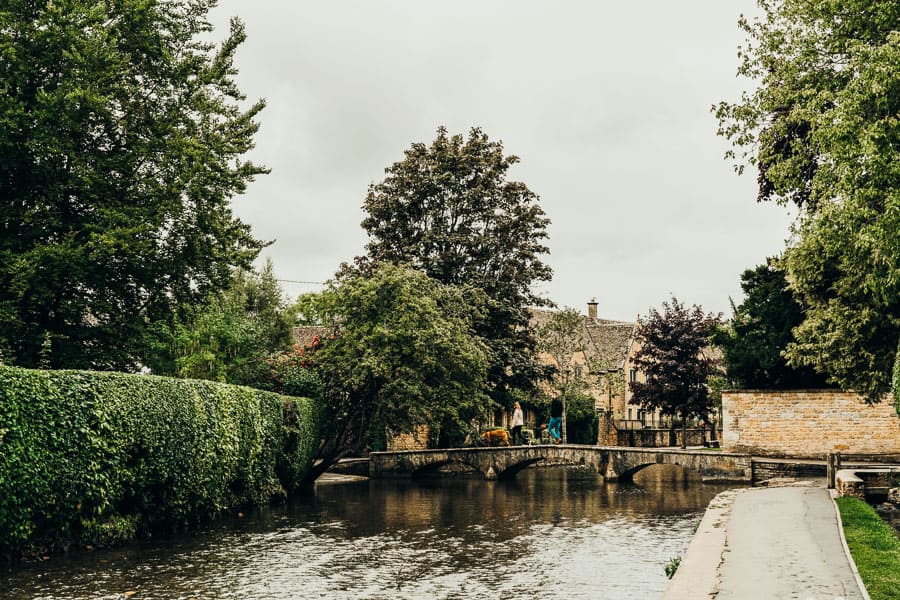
[2,465,737,599]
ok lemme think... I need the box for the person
[510,401,524,445]
[548,397,563,443]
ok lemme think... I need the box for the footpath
[663,482,869,600]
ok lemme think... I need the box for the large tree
[715,1,900,407]
[300,263,490,481]
[0,0,267,370]
[351,126,552,409]
[713,259,830,389]
[630,298,721,449]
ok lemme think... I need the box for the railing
[826,452,900,488]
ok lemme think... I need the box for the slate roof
[529,308,636,372]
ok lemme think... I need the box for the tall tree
[713,259,830,389]
[715,1,900,408]
[0,0,267,370]
[536,307,586,443]
[146,260,294,388]
[351,126,552,410]
[630,298,721,449]
[300,263,490,482]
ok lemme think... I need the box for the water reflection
[1,464,739,600]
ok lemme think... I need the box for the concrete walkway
[663,483,868,600]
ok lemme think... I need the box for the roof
[292,325,328,348]
[529,308,636,371]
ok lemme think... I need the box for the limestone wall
[722,390,900,458]
[387,424,430,451]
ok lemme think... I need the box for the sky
[208,0,795,322]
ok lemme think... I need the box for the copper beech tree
[630,298,721,449]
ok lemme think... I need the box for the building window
[629,368,637,383]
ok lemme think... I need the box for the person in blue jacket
[548,397,563,443]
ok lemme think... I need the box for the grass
[835,497,900,600]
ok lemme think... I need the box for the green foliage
[351,126,552,407]
[836,497,900,600]
[0,365,319,559]
[536,307,588,443]
[147,261,294,388]
[716,1,900,404]
[665,556,681,579]
[713,260,830,389]
[631,298,721,446]
[784,200,900,401]
[302,263,490,475]
[0,0,268,370]
[269,345,324,400]
[563,390,598,445]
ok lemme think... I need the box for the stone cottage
[529,300,664,442]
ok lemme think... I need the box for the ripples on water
[2,465,738,600]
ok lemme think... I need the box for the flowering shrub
[269,337,324,399]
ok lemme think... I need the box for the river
[2,465,738,600]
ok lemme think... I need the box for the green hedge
[0,365,320,559]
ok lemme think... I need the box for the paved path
[664,484,868,600]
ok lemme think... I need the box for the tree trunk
[680,410,687,449]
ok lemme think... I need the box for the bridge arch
[495,457,546,479]
[612,461,693,483]
[410,458,482,478]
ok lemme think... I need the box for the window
[629,368,637,383]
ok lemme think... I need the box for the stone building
[529,300,663,441]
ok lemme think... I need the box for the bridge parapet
[369,445,606,480]
[600,447,752,483]
[370,446,752,482]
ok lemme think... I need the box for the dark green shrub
[0,366,319,559]
[566,391,599,444]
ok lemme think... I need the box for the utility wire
[276,279,325,285]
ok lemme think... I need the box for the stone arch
[410,458,482,479]
[614,460,692,483]
[495,457,546,480]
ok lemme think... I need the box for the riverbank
[663,481,868,599]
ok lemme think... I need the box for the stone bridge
[369,445,753,482]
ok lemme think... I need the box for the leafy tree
[536,307,587,443]
[715,1,900,408]
[300,263,490,482]
[147,260,294,388]
[563,389,599,445]
[0,0,267,370]
[713,259,829,389]
[350,126,552,410]
[630,298,721,448]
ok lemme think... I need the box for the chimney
[587,298,598,320]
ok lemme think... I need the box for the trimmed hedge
[0,365,320,559]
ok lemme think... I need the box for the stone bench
[836,468,899,500]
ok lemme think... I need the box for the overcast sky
[208,1,794,322]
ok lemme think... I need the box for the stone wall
[387,424,430,451]
[723,390,900,458]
